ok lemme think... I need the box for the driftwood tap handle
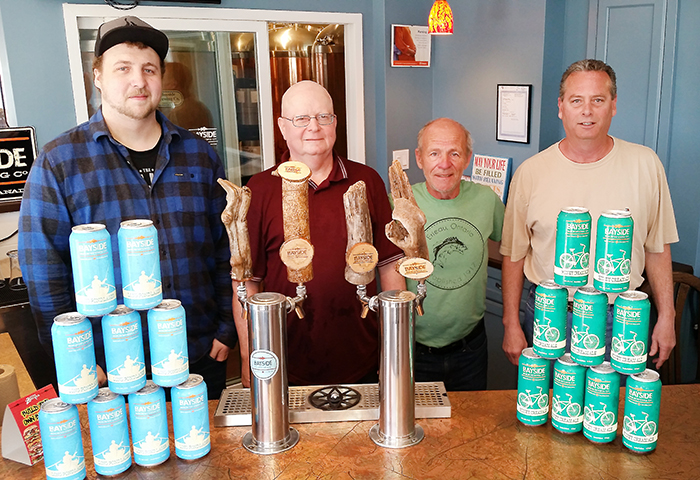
[218,178,253,282]
[385,159,430,260]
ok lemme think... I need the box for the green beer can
[570,286,608,366]
[583,362,620,443]
[551,353,586,434]
[554,207,591,287]
[533,280,568,358]
[594,210,634,293]
[623,369,661,453]
[611,290,650,375]
[517,348,551,426]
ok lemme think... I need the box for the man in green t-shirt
[409,118,505,391]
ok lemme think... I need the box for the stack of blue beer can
[38,221,210,480]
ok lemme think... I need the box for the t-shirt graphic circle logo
[425,217,484,290]
[250,350,279,380]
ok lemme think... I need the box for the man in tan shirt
[500,59,678,368]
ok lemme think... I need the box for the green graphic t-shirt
[407,181,504,347]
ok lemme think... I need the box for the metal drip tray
[214,381,451,427]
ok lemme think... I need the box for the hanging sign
[0,127,37,202]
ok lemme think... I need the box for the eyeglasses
[281,113,336,127]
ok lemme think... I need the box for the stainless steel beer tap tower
[344,164,433,449]
[357,283,429,448]
[219,162,314,455]
[239,287,305,454]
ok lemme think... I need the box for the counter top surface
[1,384,698,479]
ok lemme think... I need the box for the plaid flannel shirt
[18,109,235,365]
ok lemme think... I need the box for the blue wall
[666,0,700,272]
[431,1,547,176]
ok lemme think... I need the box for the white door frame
[62,4,366,167]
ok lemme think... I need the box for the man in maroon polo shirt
[234,81,405,387]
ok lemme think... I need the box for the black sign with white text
[0,127,36,201]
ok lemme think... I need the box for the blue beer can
[128,381,170,466]
[38,398,86,480]
[69,223,117,317]
[118,219,163,310]
[583,362,620,443]
[102,305,147,394]
[52,312,99,404]
[148,299,189,387]
[171,374,211,460]
[87,388,132,475]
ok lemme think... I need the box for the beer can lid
[120,219,154,229]
[54,312,88,326]
[590,361,615,374]
[576,285,603,296]
[561,206,589,214]
[630,369,660,383]
[41,397,73,413]
[174,374,204,390]
[71,223,107,233]
[556,353,577,366]
[618,290,649,301]
[152,299,183,311]
[538,279,564,290]
[601,209,632,218]
[104,304,135,317]
[91,387,119,403]
[521,347,542,360]
[131,380,161,396]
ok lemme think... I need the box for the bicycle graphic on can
[611,331,646,357]
[518,386,549,410]
[623,412,657,437]
[570,324,600,350]
[559,247,590,270]
[552,393,582,418]
[584,402,616,427]
[534,317,561,343]
[596,251,631,276]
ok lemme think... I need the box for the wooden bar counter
[1,384,698,479]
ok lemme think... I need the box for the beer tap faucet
[236,282,249,321]
[356,284,379,319]
[288,284,307,319]
[414,281,427,316]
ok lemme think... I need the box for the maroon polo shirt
[246,152,403,385]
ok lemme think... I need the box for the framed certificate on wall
[496,84,532,144]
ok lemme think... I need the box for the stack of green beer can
[516,207,662,454]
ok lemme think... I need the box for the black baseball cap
[94,16,169,60]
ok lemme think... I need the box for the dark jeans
[190,353,228,400]
[414,320,488,391]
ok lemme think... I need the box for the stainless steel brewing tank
[312,24,346,161]
[269,24,316,163]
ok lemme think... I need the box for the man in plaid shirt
[18,17,235,399]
